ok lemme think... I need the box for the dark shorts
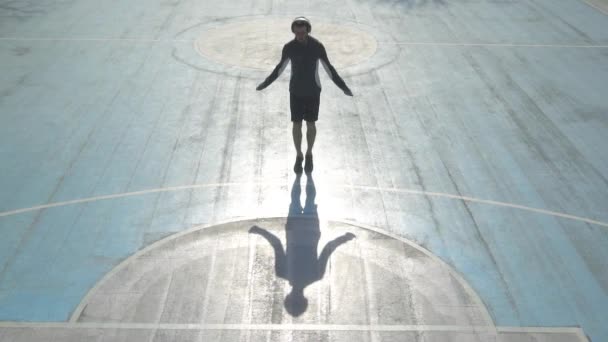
[290,93,320,122]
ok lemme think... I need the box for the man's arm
[318,232,356,279]
[249,226,287,278]
[319,44,353,96]
[257,45,289,91]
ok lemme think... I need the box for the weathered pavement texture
[1,0,607,341]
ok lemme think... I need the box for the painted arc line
[69,216,494,325]
[0,322,585,335]
[350,185,608,228]
[0,182,606,228]
[0,37,606,49]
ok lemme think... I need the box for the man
[256,16,353,173]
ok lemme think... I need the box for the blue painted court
[1,0,607,341]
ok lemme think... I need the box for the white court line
[69,215,494,326]
[351,185,608,228]
[1,182,607,228]
[0,37,192,43]
[0,183,241,217]
[0,37,607,48]
[378,41,608,48]
[0,321,585,335]
[496,326,590,342]
[68,215,494,325]
[0,322,588,341]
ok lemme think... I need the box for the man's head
[284,286,307,316]
[291,17,311,43]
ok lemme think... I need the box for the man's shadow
[249,173,355,316]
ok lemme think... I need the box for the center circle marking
[172,16,401,78]
[194,18,378,70]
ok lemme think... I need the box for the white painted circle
[72,218,494,326]
[194,18,378,70]
[173,16,400,78]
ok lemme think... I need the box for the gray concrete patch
[194,18,377,70]
[74,218,493,326]
[0,217,574,341]
[173,15,400,79]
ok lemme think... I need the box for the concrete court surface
[1,0,608,341]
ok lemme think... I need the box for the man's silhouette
[249,174,355,316]
[256,17,353,173]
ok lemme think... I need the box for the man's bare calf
[292,121,315,173]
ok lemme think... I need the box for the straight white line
[1,182,607,228]
[2,322,482,331]
[496,326,589,341]
[496,326,582,333]
[0,37,192,43]
[377,41,608,48]
[0,37,606,48]
[0,322,582,334]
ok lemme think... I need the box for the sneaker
[304,154,313,173]
[294,155,304,174]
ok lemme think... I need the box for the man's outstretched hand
[343,88,353,96]
[249,225,264,234]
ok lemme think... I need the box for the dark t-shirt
[259,36,350,97]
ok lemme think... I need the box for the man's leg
[303,94,319,173]
[292,121,304,173]
[292,121,303,158]
[305,121,316,156]
[304,121,316,173]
